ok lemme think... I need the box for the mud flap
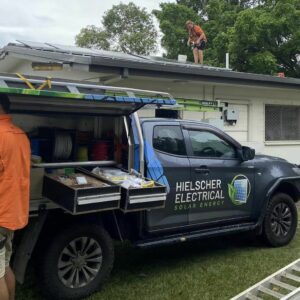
[13,210,48,284]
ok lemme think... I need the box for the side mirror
[239,146,255,161]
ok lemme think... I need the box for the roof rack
[0,73,176,106]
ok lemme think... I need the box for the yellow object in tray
[110,176,127,182]
[141,181,155,188]
[92,167,156,189]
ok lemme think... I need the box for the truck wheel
[262,193,298,247]
[37,224,114,300]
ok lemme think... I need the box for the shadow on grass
[16,232,267,300]
[115,232,263,271]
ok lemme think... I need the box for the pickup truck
[2,74,299,300]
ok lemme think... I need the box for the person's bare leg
[5,268,15,300]
[198,50,203,64]
[193,48,199,63]
[0,276,9,300]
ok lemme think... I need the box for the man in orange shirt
[186,20,207,64]
[0,94,30,300]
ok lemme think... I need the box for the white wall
[6,62,300,164]
[121,78,300,164]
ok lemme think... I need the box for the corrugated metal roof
[1,41,300,89]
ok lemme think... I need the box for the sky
[0,0,174,48]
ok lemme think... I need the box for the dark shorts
[193,41,206,50]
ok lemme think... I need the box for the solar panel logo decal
[228,175,251,205]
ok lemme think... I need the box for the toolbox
[43,168,120,214]
[120,182,166,212]
[89,167,167,212]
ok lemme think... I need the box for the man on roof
[186,20,207,65]
[0,94,30,300]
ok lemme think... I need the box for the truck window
[153,126,186,155]
[188,130,236,158]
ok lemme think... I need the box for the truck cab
[142,118,257,234]
[125,118,299,250]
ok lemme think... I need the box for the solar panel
[233,179,248,203]
[46,43,100,55]
[92,49,147,62]
[15,40,232,71]
[16,40,56,51]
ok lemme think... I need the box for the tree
[156,0,300,77]
[176,0,208,15]
[76,26,110,50]
[153,3,201,60]
[229,0,300,77]
[75,2,158,55]
[203,0,243,66]
[154,1,240,66]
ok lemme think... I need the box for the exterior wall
[5,62,300,164]
[118,78,300,164]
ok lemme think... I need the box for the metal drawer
[43,169,120,214]
[88,168,167,212]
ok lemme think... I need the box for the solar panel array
[14,40,230,72]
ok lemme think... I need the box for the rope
[53,132,73,160]
[16,73,52,90]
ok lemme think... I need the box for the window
[265,105,300,141]
[153,126,186,155]
[188,130,236,158]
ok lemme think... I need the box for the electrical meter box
[225,107,239,121]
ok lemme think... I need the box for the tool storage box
[120,182,167,212]
[43,168,120,214]
[90,167,167,212]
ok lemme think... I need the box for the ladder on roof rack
[0,73,174,100]
[231,259,300,300]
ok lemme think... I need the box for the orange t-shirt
[0,115,30,230]
[190,25,207,42]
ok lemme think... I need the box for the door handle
[194,165,210,174]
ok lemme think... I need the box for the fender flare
[266,176,300,200]
[257,176,300,226]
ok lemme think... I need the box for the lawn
[17,213,300,300]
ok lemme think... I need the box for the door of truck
[142,121,191,232]
[182,124,255,226]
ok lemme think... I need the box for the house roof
[1,40,300,90]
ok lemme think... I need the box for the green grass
[16,214,300,300]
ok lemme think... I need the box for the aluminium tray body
[43,169,120,214]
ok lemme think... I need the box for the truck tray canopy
[0,73,176,116]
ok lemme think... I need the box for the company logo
[228,175,251,205]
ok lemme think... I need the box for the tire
[262,193,298,247]
[37,224,114,300]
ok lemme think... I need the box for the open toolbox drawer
[42,168,120,214]
[120,183,166,211]
[89,167,167,212]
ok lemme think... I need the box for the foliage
[156,0,300,77]
[153,3,201,61]
[76,26,110,50]
[229,0,300,77]
[176,0,209,15]
[75,2,158,55]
